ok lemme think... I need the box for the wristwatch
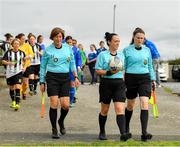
[40,82,45,85]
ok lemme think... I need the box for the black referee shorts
[99,78,126,104]
[125,73,151,99]
[7,72,23,85]
[46,72,70,98]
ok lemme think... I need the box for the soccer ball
[109,56,123,71]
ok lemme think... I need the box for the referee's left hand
[75,78,80,88]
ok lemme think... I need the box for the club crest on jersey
[144,59,147,65]
[53,57,58,62]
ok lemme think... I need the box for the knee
[140,101,148,110]
[101,108,109,116]
[70,82,75,87]
[101,111,108,116]
[24,84,28,89]
[10,86,14,90]
[24,78,29,84]
[50,101,58,109]
[61,104,69,110]
[126,103,135,111]
[15,85,21,89]
[115,107,124,115]
[61,101,70,110]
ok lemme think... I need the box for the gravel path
[0,83,180,144]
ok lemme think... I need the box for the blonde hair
[11,38,20,46]
[78,44,84,50]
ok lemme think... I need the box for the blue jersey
[72,46,82,68]
[95,50,125,79]
[39,43,45,51]
[39,43,45,62]
[144,39,160,59]
[96,48,107,56]
[123,44,155,80]
[88,51,97,61]
[40,43,76,83]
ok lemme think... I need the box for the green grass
[2,140,180,146]
[163,86,180,97]
[163,87,173,94]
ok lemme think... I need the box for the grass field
[2,140,180,146]
[163,86,173,93]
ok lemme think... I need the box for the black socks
[125,109,149,138]
[34,79,38,91]
[99,113,107,133]
[10,89,20,104]
[29,79,34,91]
[116,115,126,135]
[59,108,69,124]
[9,89,15,101]
[125,108,133,133]
[140,110,148,135]
[15,89,20,104]
[49,108,69,134]
[49,108,57,129]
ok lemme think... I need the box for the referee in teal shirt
[123,27,156,141]
[40,27,80,139]
[95,32,131,141]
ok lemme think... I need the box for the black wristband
[106,70,113,76]
[74,76,79,80]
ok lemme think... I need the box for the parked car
[172,65,180,81]
[158,64,168,82]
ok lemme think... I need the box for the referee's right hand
[40,84,45,92]
[75,78,80,88]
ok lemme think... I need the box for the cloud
[0,0,180,60]
[31,24,76,36]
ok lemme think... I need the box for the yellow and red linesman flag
[40,92,45,118]
[149,90,159,118]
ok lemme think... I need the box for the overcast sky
[0,0,180,60]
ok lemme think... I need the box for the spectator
[96,41,107,56]
[144,38,161,87]
[87,44,97,85]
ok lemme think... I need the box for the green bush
[0,48,3,56]
[0,57,2,66]
[0,48,3,66]
[168,58,180,65]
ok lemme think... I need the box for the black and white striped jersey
[30,43,41,65]
[0,41,11,54]
[2,50,26,78]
